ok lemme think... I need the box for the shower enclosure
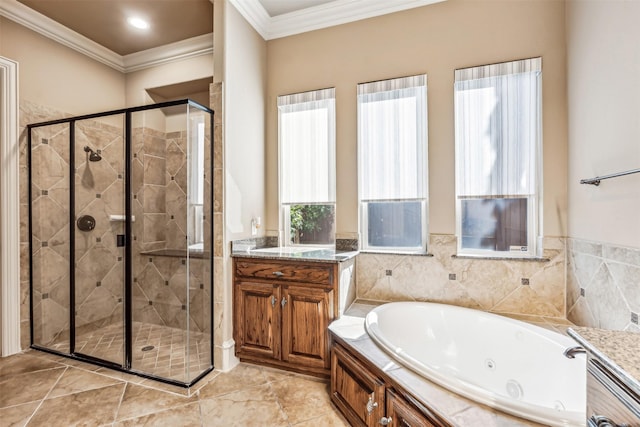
[27,99,214,387]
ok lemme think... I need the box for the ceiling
[259,0,333,17]
[17,0,214,56]
[1,0,445,71]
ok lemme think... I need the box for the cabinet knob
[273,271,285,277]
[366,396,378,414]
[379,417,393,426]
[281,296,287,307]
[271,295,276,307]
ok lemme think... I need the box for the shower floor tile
[47,321,211,382]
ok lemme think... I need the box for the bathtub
[364,302,586,426]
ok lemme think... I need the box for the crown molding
[0,0,213,73]
[123,33,214,73]
[230,0,446,41]
[0,0,124,71]
[228,0,270,39]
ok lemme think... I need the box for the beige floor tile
[0,367,66,408]
[200,384,288,427]
[28,383,126,426]
[270,376,333,424]
[116,383,197,421]
[291,408,350,427]
[114,401,202,426]
[197,363,267,400]
[0,401,40,427]
[0,352,64,380]
[260,365,299,384]
[48,367,125,398]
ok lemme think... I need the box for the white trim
[0,56,21,356]
[228,0,270,39]
[218,339,239,372]
[122,33,214,73]
[0,0,213,73]
[231,0,446,40]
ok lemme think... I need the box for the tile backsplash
[356,234,567,317]
[567,238,640,333]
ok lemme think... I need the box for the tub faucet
[563,346,586,359]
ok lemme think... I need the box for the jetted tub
[364,302,586,426]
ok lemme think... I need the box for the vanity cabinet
[233,257,338,376]
[331,340,445,427]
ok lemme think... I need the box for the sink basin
[251,247,319,255]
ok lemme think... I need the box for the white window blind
[278,88,336,205]
[454,58,542,257]
[357,75,428,252]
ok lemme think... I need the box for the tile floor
[0,350,349,426]
[48,322,211,383]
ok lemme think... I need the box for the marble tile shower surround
[19,100,215,352]
[356,234,567,317]
[28,115,126,346]
[567,238,640,333]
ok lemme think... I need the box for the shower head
[84,146,102,162]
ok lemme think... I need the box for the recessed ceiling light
[127,17,149,30]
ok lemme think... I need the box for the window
[188,113,205,249]
[357,75,428,252]
[278,88,336,246]
[454,57,542,257]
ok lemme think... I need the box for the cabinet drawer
[331,344,385,427]
[235,260,333,285]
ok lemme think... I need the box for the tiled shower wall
[357,234,567,317]
[567,238,640,333]
[18,99,217,350]
[131,120,212,334]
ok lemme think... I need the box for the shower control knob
[379,416,392,426]
[76,215,96,232]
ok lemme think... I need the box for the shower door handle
[117,234,126,247]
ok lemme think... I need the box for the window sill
[359,250,434,257]
[452,255,550,262]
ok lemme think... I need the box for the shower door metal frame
[27,99,215,388]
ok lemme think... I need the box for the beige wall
[125,54,214,107]
[218,0,267,368]
[265,0,568,239]
[566,0,640,249]
[0,17,125,115]
[224,2,267,241]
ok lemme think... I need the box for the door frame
[0,56,21,356]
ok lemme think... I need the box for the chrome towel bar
[580,167,640,186]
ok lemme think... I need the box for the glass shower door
[72,115,126,365]
[129,103,213,383]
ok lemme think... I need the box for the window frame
[454,58,543,259]
[357,75,429,254]
[277,88,336,248]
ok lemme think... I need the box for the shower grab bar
[580,167,640,186]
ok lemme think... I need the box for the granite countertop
[568,326,640,395]
[231,247,358,263]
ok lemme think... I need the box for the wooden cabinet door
[234,281,280,360]
[331,344,385,427]
[386,389,436,427]
[281,285,333,369]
